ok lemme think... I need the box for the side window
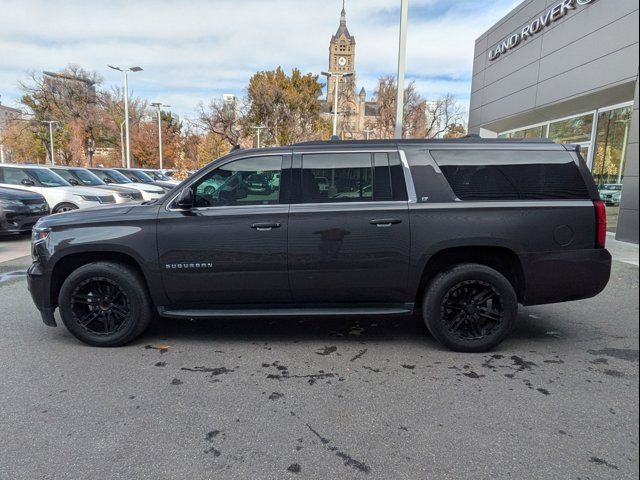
[2,168,31,185]
[192,155,282,208]
[301,153,373,203]
[431,150,590,200]
[54,169,75,183]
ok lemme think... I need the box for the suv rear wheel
[58,261,153,347]
[423,263,517,352]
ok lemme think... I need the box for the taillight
[594,200,606,248]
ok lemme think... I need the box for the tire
[422,263,517,352]
[53,203,79,214]
[58,261,153,347]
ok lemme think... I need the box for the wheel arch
[52,202,79,213]
[49,251,149,310]
[415,245,525,306]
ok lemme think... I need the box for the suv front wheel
[58,261,153,347]
[423,263,517,352]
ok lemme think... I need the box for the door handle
[370,218,402,227]
[251,222,281,231]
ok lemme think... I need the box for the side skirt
[158,303,415,319]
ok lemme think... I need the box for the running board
[158,304,414,319]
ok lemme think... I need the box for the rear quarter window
[431,150,590,201]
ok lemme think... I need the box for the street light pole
[322,71,353,138]
[120,121,126,168]
[41,120,58,165]
[108,65,143,168]
[151,102,170,170]
[394,0,409,139]
[251,125,266,148]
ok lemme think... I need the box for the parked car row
[0,164,179,235]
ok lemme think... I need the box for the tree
[19,65,104,164]
[444,122,467,139]
[196,97,246,148]
[425,94,466,139]
[245,67,326,145]
[371,77,465,139]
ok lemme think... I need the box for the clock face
[338,56,347,67]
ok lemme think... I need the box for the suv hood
[37,202,160,229]
[0,186,46,201]
[66,185,116,197]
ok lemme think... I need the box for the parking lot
[0,235,638,480]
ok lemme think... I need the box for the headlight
[31,226,51,244]
[0,198,24,207]
[117,192,131,198]
[77,195,100,202]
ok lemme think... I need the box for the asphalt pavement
[0,242,638,480]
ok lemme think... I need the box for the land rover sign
[488,0,595,61]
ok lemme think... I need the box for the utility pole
[108,65,143,168]
[394,0,409,139]
[151,102,170,170]
[41,120,58,165]
[322,71,353,138]
[251,125,266,148]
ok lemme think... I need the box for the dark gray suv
[27,138,611,352]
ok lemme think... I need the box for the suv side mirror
[103,177,113,184]
[68,178,79,186]
[175,188,194,210]
[21,178,35,187]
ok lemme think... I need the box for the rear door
[288,149,411,304]
[157,154,291,306]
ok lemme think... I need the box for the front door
[288,150,411,304]
[157,154,290,306]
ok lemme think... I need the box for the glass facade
[549,114,593,144]
[499,103,633,233]
[592,106,632,185]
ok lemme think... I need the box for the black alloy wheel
[440,280,504,341]
[70,277,130,336]
[58,261,153,347]
[423,263,517,352]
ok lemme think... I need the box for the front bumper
[27,261,57,326]
[1,208,48,234]
[522,248,612,306]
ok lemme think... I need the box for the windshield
[128,170,155,183]
[146,170,171,181]
[26,168,70,187]
[72,169,104,186]
[100,169,132,183]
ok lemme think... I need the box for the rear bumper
[27,261,57,326]
[522,248,612,306]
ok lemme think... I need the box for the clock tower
[327,1,356,106]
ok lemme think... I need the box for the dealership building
[469,0,639,243]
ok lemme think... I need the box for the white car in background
[597,183,623,206]
[88,168,165,201]
[0,164,116,213]
[141,169,180,186]
[50,166,144,204]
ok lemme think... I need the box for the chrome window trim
[409,200,594,210]
[290,200,409,214]
[164,152,290,212]
[398,149,417,204]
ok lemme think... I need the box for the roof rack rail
[291,137,555,146]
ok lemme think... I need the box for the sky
[0,0,521,121]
